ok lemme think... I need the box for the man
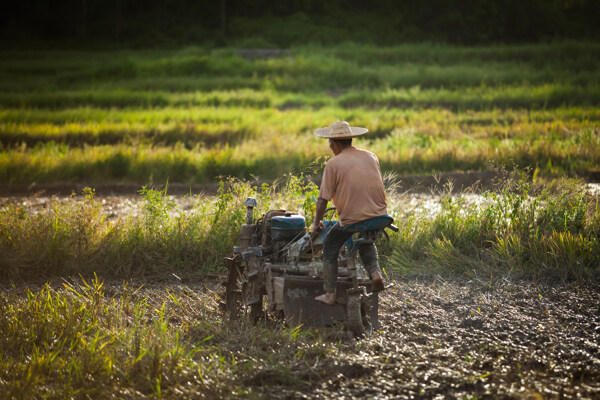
[313,121,388,306]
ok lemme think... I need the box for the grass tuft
[387,170,600,281]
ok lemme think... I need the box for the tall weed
[0,175,321,280]
[389,171,600,281]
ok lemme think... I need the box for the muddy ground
[0,189,477,221]
[0,171,508,198]
[254,278,600,399]
[4,277,597,399]
[2,189,600,398]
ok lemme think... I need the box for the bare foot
[371,270,384,292]
[315,292,336,305]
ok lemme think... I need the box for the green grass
[0,42,599,184]
[1,41,598,399]
[1,42,597,92]
[0,106,598,183]
[0,176,320,280]
[386,171,600,281]
[1,171,599,397]
[2,172,599,282]
[0,277,336,398]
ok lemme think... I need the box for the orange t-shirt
[319,146,388,226]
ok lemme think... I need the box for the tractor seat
[341,215,394,234]
[341,215,397,255]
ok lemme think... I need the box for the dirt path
[0,170,516,198]
[253,279,600,399]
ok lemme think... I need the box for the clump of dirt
[253,279,600,399]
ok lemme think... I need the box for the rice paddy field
[1,41,599,185]
[1,42,600,398]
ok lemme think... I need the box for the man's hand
[311,220,324,233]
[312,197,329,234]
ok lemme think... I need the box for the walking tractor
[223,197,398,336]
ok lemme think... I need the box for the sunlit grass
[1,84,598,110]
[1,106,598,183]
[0,277,335,398]
[1,122,598,183]
[1,172,599,282]
[1,172,599,396]
[0,42,599,183]
[0,41,598,398]
[386,172,600,281]
[0,176,320,280]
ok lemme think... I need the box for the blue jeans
[322,222,380,293]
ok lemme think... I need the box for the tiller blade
[282,275,379,330]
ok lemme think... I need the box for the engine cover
[270,213,306,241]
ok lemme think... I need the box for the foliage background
[3,0,600,48]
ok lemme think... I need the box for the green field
[2,172,600,397]
[1,41,599,184]
[2,41,600,280]
[2,172,599,281]
[2,42,600,398]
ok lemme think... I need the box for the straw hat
[314,121,368,139]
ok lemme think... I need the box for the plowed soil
[252,279,600,399]
[2,192,600,398]
[2,276,599,398]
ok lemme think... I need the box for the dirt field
[1,273,599,398]
[2,189,599,398]
[253,278,600,399]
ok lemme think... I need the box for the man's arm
[311,197,328,232]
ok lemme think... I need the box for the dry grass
[0,277,336,398]
[1,276,598,398]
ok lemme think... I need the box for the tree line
[2,0,599,47]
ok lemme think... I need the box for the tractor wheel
[224,255,244,319]
[346,291,373,337]
[224,255,263,322]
